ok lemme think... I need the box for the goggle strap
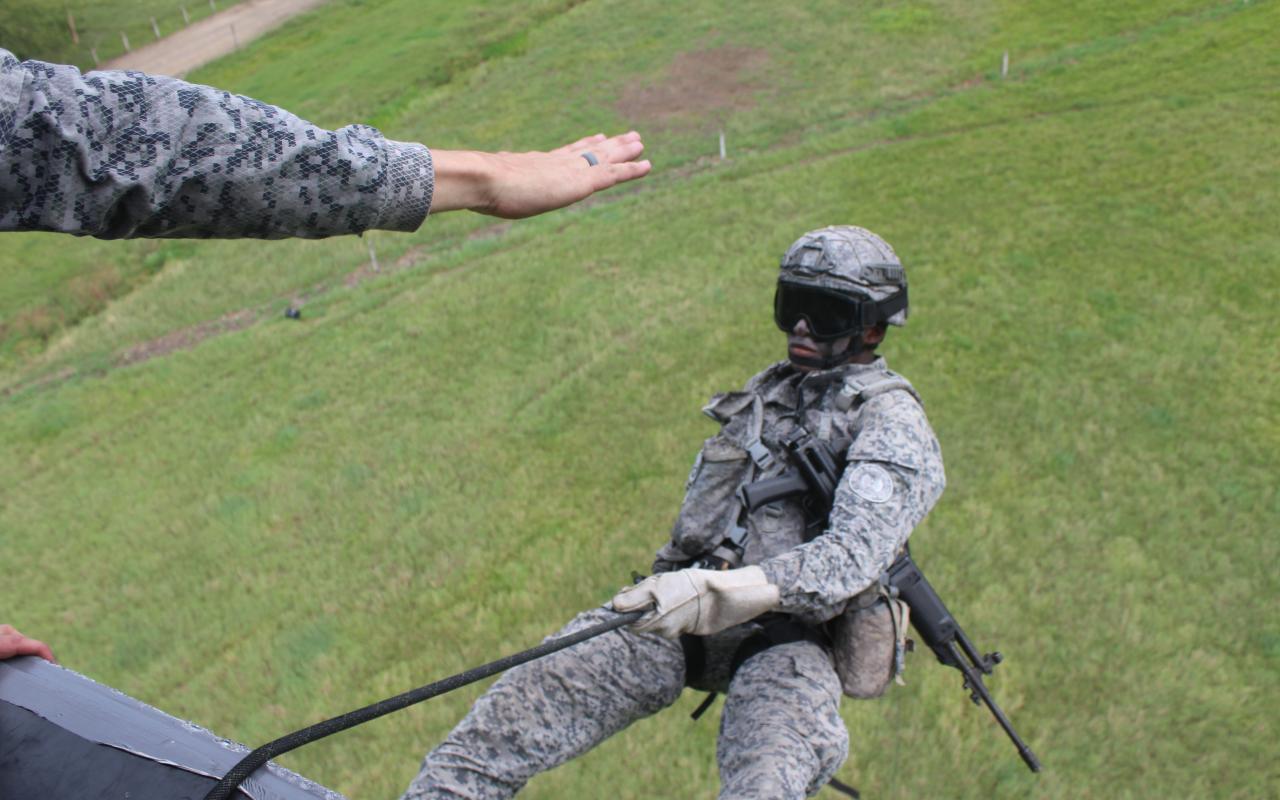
[866,287,908,325]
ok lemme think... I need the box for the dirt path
[103,0,329,77]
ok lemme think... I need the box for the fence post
[719,130,726,160]
[1001,51,1009,78]
[230,23,240,50]
[90,48,99,66]
[67,11,79,44]
[182,6,190,25]
[121,32,131,52]
[210,0,217,10]
[151,17,162,39]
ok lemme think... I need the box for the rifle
[740,430,843,532]
[686,430,843,571]
[737,433,1042,773]
[885,550,1041,771]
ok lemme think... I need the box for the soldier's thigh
[478,605,687,731]
[403,607,685,800]
[716,639,848,800]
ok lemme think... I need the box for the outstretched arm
[0,49,649,239]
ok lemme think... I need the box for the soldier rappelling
[402,225,946,800]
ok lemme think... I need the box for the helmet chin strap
[788,333,866,371]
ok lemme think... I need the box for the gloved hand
[611,566,780,638]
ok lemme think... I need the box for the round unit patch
[848,463,894,503]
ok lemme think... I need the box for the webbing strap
[728,616,828,678]
[868,287,908,325]
[690,691,718,721]
[679,634,706,687]
[835,371,919,412]
[743,394,776,473]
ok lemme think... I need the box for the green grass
[2,1,1278,798]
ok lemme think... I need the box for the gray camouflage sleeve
[0,49,433,239]
[760,391,946,621]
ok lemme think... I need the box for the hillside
[1,1,1277,798]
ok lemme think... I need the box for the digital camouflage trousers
[401,607,849,800]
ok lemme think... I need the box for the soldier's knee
[806,722,849,795]
[718,650,849,798]
[717,717,848,799]
[402,743,526,800]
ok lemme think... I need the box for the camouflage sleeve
[0,48,433,239]
[760,391,946,622]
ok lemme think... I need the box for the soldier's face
[787,318,855,371]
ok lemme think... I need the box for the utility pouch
[669,436,751,557]
[829,584,910,699]
[669,392,772,560]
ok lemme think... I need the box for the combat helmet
[774,226,909,368]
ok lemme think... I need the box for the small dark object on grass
[285,307,301,320]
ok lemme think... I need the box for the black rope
[202,609,645,800]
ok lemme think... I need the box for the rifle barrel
[948,642,1042,772]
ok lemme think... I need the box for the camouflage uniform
[0,48,432,238]
[403,356,945,800]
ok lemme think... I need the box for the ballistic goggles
[773,281,908,340]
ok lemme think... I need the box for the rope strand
[202,609,644,800]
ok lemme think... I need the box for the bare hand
[430,131,651,219]
[0,624,56,663]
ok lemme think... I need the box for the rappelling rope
[202,608,646,800]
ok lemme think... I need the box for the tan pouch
[829,589,910,699]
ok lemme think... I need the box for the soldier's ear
[862,325,886,347]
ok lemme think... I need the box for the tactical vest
[667,361,920,564]
[662,360,920,699]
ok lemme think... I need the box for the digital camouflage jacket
[657,357,946,625]
[0,48,432,239]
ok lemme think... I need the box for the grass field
[2,1,1277,798]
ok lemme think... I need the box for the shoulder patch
[847,463,894,503]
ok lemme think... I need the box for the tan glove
[611,566,781,638]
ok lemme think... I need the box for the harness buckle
[746,440,776,472]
